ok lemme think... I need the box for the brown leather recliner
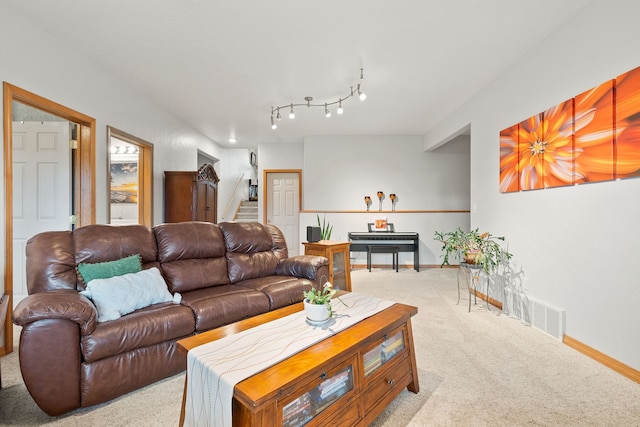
[12,221,329,416]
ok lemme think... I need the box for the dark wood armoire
[164,163,219,223]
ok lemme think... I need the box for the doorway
[3,82,96,355]
[264,170,301,255]
[107,126,153,227]
[12,115,72,299]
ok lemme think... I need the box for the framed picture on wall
[110,162,138,203]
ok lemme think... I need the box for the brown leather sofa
[12,221,329,416]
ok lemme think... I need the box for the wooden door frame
[2,82,96,355]
[107,126,153,227]
[262,168,302,223]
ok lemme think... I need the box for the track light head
[358,84,366,101]
[325,103,331,118]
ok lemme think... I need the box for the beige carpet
[1,268,639,426]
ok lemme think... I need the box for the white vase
[304,299,330,323]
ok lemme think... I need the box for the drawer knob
[387,379,395,386]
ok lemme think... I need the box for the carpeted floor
[1,267,639,426]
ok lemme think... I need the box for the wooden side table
[303,241,352,292]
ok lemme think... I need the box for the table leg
[485,275,491,311]
[179,373,188,427]
[456,268,461,305]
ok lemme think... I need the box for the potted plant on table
[317,214,333,241]
[434,227,513,273]
[303,282,347,323]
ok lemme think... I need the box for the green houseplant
[317,214,333,240]
[303,282,347,320]
[434,227,512,273]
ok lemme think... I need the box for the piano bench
[367,245,399,272]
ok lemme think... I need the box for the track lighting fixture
[270,68,366,129]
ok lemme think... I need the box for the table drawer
[323,400,362,426]
[363,354,411,412]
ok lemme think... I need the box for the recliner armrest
[13,289,98,335]
[276,255,329,282]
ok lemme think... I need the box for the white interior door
[266,172,300,255]
[13,121,71,301]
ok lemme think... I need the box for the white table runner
[183,292,394,427]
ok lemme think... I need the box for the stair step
[235,200,258,222]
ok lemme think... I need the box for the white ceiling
[6,0,592,148]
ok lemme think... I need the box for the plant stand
[457,262,490,312]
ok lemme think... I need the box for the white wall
[303,135,469,210]
[218,148,255,222]
[260,135,471,265]
[0,2,229,229]
[425,0,640,370]
[256,142,305,223]
[0,2,242,303]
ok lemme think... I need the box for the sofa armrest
[276,255,330,282]
[13,289,97,336]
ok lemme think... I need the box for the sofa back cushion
[73,224,159,290]
[154,222,230,293]
[26,230,76,294]
[219,222,288,283]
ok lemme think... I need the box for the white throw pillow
[80,267,179,322]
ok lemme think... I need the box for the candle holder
[364,196,372,211]
[389,194,397,211]
[377,191,384,211]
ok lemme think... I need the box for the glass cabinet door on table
[302,241,352,291]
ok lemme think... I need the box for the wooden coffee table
[177,298,419,426]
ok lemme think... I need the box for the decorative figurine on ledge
[390,193,397,211]
[364,196,372,211]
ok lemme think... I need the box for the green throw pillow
[77,254,142,284]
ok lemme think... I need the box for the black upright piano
[348,231,420,271]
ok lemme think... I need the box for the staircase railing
[221,172,245,221]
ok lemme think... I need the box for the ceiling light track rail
[270,68,366,129]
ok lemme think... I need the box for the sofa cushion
[179,285,271,332]
[226,252,280,283]
[154,222,230,293]
[77,254,142,285]
[264,223,289,261]
[219,222,274,253]
[219,222,283,282]
[236,276,312,310]
[26,230,77,294]
[73,224,159,290]
[80,267,176,322]
[81,302,194,362]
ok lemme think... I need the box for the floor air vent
[503,288,565,341]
